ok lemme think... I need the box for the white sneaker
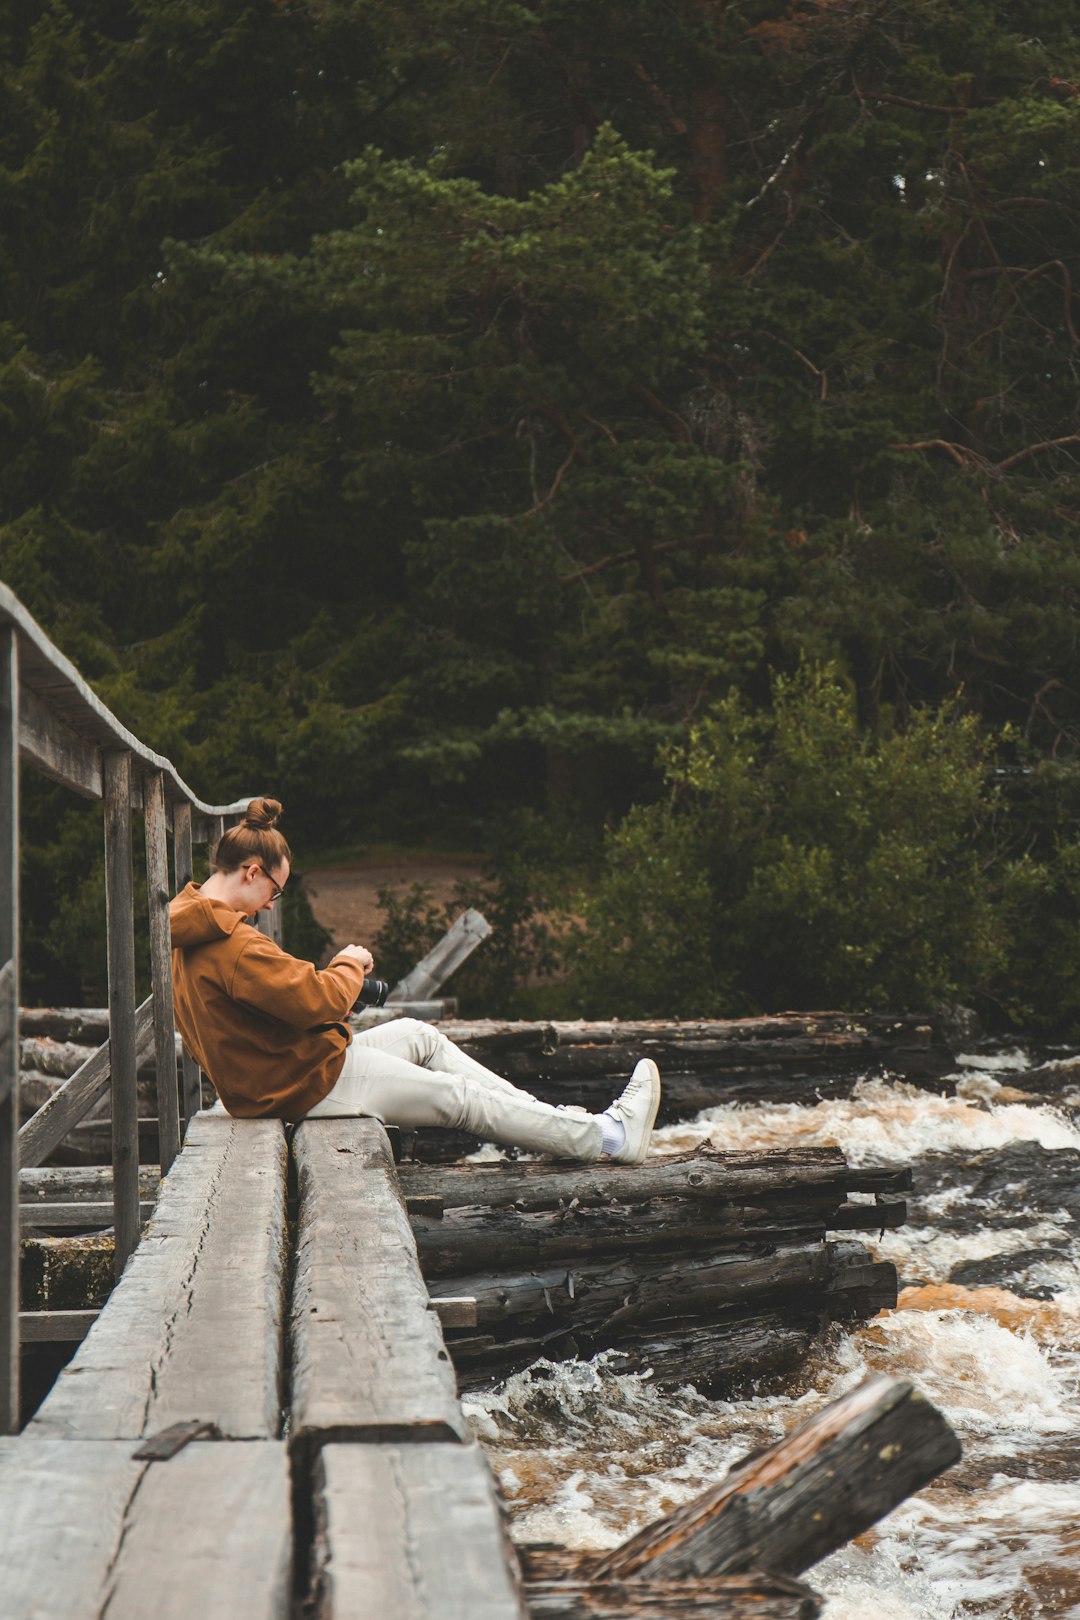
[604,1059,661,1164]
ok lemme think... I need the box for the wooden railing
[0,582,266,1433]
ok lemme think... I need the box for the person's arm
[229,932,369,1027]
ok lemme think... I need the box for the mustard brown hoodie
[169,882,367,1119]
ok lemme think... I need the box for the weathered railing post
[206,814,224,868]
[103,751,140,1275]
[172,801,202,1125]
[144,771,180,1174]
[0,627,19,1432]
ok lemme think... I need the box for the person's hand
[338,944,374,976]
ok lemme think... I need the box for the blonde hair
[213,797,292,876]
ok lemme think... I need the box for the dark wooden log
[453,1308,822,1394]
[400,1149,853,1213]
[590,1374,961,1582]
[144,768,181,1173]
[525,1573,821,1619]
[435,1242,833,1336]
[414,1200,845,1280]
[0,625,18,1433]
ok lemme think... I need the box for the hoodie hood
[169,882,250,949]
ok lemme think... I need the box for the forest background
[4,0,1080,1029]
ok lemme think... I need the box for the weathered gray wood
[413,1196,854,1279]
[19,1309,99,1342]
[18,995,155,1169]
[20,1163,160,1204]
[0,1438,291,1620]
[145,768,181,1173]
[0,581,253,823]
[172,800,203,1124]
[434,1243,832,1337]
[591,1375,961,1583]
[21,1007,115,1041]
[0,626,19,1433]
[28,1113,288,1440]
[291,1117,467,1455]
[19,680,103,798]
[524,1574,821,1619]
[390,908,493,1001]
[206,811,225,866]
[20,1034,97,1077]
[400,1149,855,1214]
[454,1307,823,1395]
[104,749,140,1274]
[20,1198,156,1231]
[313,1442,526,1619]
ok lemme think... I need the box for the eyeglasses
[247,864,285,902]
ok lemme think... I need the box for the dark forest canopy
[4,0,1080,1019]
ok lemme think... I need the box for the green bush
[566,666,1011,1017]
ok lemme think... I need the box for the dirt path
[301,854,485,953]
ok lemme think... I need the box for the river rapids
[463,1051,1080,1619]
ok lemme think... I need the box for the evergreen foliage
[2,0,1079,1019]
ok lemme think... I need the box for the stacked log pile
[401,1147,908,1392]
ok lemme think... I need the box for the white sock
[600,1111,626,1156]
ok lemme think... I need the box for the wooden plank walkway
[5,1110,525,1619]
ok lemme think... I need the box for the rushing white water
[463,1061,1080,1619]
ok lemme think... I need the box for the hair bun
[244,796,283,832]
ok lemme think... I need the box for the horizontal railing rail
[0,583,270,1433]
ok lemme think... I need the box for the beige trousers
[306,1017,602,1161]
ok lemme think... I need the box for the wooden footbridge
[0,584,527,1616]
[0,584,963,1618]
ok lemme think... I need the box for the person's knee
[395,1017,443,1063]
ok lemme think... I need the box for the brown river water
[463,1054,1080,1619]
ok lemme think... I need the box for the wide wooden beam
[144,770,180,1173]
[0,1438,291,1620]
[28,1115,288,1441]
[312,1443,525,1620]
[0,627,19,1433]
[103,751,140,1276]
[290,1118,467,1460]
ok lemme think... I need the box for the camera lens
[356,977,390,1009]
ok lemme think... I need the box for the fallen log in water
[525,1572,822,1619]
[594,1374,959,1580]
[521,1374,960,1618]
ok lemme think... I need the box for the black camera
[356,976,390,1009]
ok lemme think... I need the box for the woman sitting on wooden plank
[168,798,660,1164]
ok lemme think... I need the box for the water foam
[654,1074,1080,1165]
